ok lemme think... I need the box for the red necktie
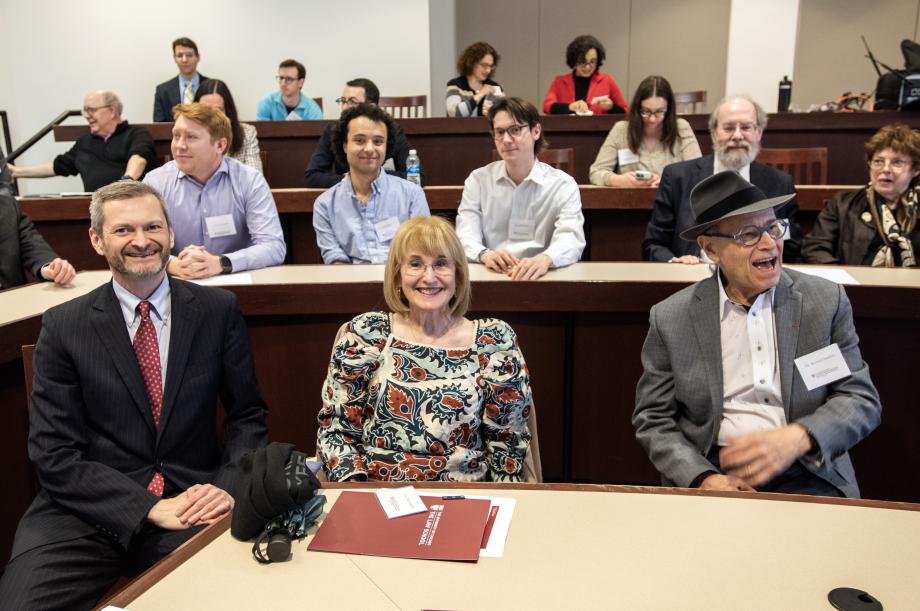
[134,301,165,496]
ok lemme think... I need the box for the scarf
[866,186,918,267]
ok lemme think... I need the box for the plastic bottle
[406,150,421,186]
[778,76,792,112]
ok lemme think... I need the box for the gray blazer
[632,268,881,498]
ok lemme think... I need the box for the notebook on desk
[308,491,491,562]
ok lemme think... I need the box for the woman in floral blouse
[317,216,533,482]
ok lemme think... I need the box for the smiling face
[492,109,539,166]
[699,208,784,306]
[171,115,227,183]
[344,115,387,179]
[173,45,199,78]
[575,48,598,78]
[712,98,763,170]
[869,146,920,201]
[338,85,367,112]
[83,92,119,135]
[400,251,457,316]
[90,194,174,286]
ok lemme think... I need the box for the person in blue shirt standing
[313,104,429,264]
[256,59,323,121]
[144,103,286,278]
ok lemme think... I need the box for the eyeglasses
[276,75,299,84]
[492,124,529,140]
[335,96,363,106]
[702,219,788,247]
[719,123,758,135]
[870,157,910,171]
[576,59,598,67]
[639,109,667,119]
[477,61,495,71]
[83,105,111,115]
[403,259,454,277]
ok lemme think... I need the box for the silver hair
[99,90,123,116]
[89,181,170,236]
[708,94,768,132]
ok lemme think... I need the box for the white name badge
[375,486,427,519]
[617,148,640,166]
[509,218,535,241]
[285,110,301,121]
[374,216,400,242]
[204,214,237,238]
[794,344,852,391]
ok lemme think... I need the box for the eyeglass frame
[639,109,667,119]
[869,156,911,171]
[276,75,300,84]
[717,122,759,135]
[402,257,455,277]
[83,105,112,115]
[491,123,531,141]
[335,96,364,107]
[701,218,789,247]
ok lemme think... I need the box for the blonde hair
[383,216,471,317]
[171,102,233,150]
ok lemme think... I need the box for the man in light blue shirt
[144,103,286,278]
[313,104,429,264]
[256,59,323,121]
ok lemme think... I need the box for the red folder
[308,491,491,562]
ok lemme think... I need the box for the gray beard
[715,141,761,170]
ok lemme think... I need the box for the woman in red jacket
[543,35,628,115]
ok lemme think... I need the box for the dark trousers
[708,447,845,497]
[0,523,202,611]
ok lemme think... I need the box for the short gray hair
[95,90,123,116]
[90,181,171,236]
[708,94,768,132]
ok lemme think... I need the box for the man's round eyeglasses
[702,219,788,247]
[492,124,529,140]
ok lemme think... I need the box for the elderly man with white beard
[642,95,801,263]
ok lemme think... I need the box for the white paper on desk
[191,273,253,286]
[465,495,516,558]
[788,266,858,285]
[99,606,129,611]
[375,486,428,518]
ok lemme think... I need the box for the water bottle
[406,149,421,186]
[777,76,792,112]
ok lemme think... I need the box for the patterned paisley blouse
[317,311,533,482]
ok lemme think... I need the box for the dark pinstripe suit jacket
[10,276,267,559]
[0,195,58,288]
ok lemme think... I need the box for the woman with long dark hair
[194,79,263,173]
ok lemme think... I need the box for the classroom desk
[2,262,919,568]
[102,482,920,611]
[18,184,845,270]
[54,111,920,187]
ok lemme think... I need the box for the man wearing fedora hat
[633,171,880,497]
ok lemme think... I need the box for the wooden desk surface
[114,484,920,611]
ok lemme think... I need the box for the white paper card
[191,273,253,286]
[795,344,851,391]
[463,495,516,558]
[617,148,640,166]
[375,486,428,519]
[285,110,301,121]
[591,95,610,105]
[374,216,400,242]
[509,218,535,241]
[205,214,237,238]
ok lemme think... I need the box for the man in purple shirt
[144,103,286,279]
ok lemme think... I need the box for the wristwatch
[478,248,492,262]
[219,256,233,275]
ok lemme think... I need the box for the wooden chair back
[491,147,576,177]
[378,95,427,119]
[674,90,707,114]
[312,97,323,112]
[757,147,828,185]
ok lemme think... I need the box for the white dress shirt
[455,160,586,267]
[713,156,751,181]
[716,274,785,446]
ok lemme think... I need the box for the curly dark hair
[456,42,500,77]
[565,34,605,70]
[194,79,243,157]
[865,124,920,168]
[332,103,397,168]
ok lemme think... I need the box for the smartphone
[635,170,652,180]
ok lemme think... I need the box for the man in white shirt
[633,171,881,497]
[455,97,585,280]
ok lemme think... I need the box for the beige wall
[454,0,730,115]
[793,0,920,109]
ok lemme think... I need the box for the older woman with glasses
[317,216,534,482]
[543,34,628,115]
[446,42,503,117]
[589,75,701,188]
[803,124,920,266]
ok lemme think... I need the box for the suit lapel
[90,283,156,435]
[158,278,200,435]
[690,273,725,440]
[773,271,801,419]
[691,155,714,187]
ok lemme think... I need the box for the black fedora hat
[679,171,795,240]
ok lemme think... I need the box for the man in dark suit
[643,95,801,263]
[634,171,880,497]
[0,181,268,609]
[153,37,207,122]
[0,194,75,288]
